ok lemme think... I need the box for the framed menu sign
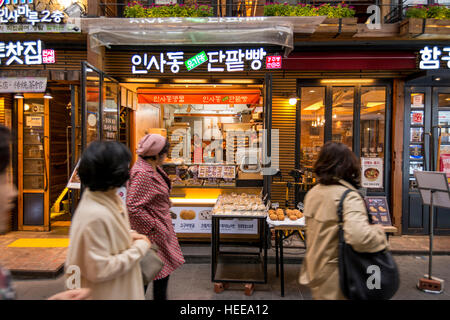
[365,196,392,226]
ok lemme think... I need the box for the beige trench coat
[299,180,388,300]
[65,188,150,300]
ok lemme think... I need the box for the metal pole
[429,190,434,280]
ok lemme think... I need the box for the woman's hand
[48,288,91,300]
[131,232,151,246]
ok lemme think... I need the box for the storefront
[402,50,450,234]
[0,0,86,231]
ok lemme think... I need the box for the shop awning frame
[76,16,327,57]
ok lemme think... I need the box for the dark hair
[0,125,11,175]
[313,141,360,188]
[78,141,132,191]
[141,139,170,161]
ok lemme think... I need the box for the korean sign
[0,0,65,26]
[266,55,282,69]
[171,206,257,234]
[132,48,268,74]
[419,46,450,70]
[0,40,55,66]
[0,77,47,93]
[138,92,261,105]
[361,157,383,189]
[185,51,208,71]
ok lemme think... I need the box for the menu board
[365,197,392,226]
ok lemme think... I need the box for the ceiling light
[44,91,53,99]
[289,97,298,106]
[14,93,24,99]
[173,79,208,84]
[125,78,159,83]
[24,104,30,111]
[321,79,374,84]
[219,79,255,84]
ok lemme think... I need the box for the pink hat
[137,134,167,157]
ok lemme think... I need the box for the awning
[77,17,327,57]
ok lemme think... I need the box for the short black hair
[141,139,170,161]
[78,141,132,191]
[0,125,11,175]
[314,141,361,188]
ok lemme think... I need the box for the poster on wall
[361,157,383,189]
[170,206,257,234]
[439,154,450,184]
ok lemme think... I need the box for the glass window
[85,70,100,146]
[360,87,386,159]
[103,79,119,141]
[360,87,386,191]
[332,87,354,150]
[23,98,45,190]
[299,87,325,172]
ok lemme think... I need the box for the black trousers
[144,276,170,300]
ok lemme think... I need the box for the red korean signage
[266,55,282,69]
[138,92,260,105]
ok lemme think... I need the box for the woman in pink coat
[126,134,185,300]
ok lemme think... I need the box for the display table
[211,214,268,296]
[267,217,306,297]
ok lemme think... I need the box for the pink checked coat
[126,157,185,280]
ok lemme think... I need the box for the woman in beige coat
[299,142,389,300]
[65,141,151,300]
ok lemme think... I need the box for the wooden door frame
[17,94,50,231]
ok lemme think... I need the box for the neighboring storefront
[0,0,86,231]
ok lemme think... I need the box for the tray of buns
[267,208,306,227]
[212,192,267,217]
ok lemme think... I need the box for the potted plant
[263,2,357,37]
[400,5,450,36]
[124,2,214,18]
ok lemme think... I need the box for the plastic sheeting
[76,16,327,57]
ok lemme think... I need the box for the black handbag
[337,189,399,300]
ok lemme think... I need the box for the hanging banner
[361,157,383,189]
[138,92,260,105]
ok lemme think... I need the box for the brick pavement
[0,227,449,277]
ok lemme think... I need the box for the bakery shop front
[77,16,303,240]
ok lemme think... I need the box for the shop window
[103,79,119,141]
[299,87,325,174]
[136,90,263,187]
[360,87,386,191]
[332,87,354,150]
[438,93,450,169]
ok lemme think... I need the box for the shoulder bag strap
[337,189,354,224]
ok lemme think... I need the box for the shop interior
[298,80,389,196]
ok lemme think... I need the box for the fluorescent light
[125,78,159,83]
[219,79,255,84]
[173,79,208,84]
[321,79,374,84]
[44,91,53,99]
[366,102,384,108]
[303,101,323,111]
[14,93,24,99]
